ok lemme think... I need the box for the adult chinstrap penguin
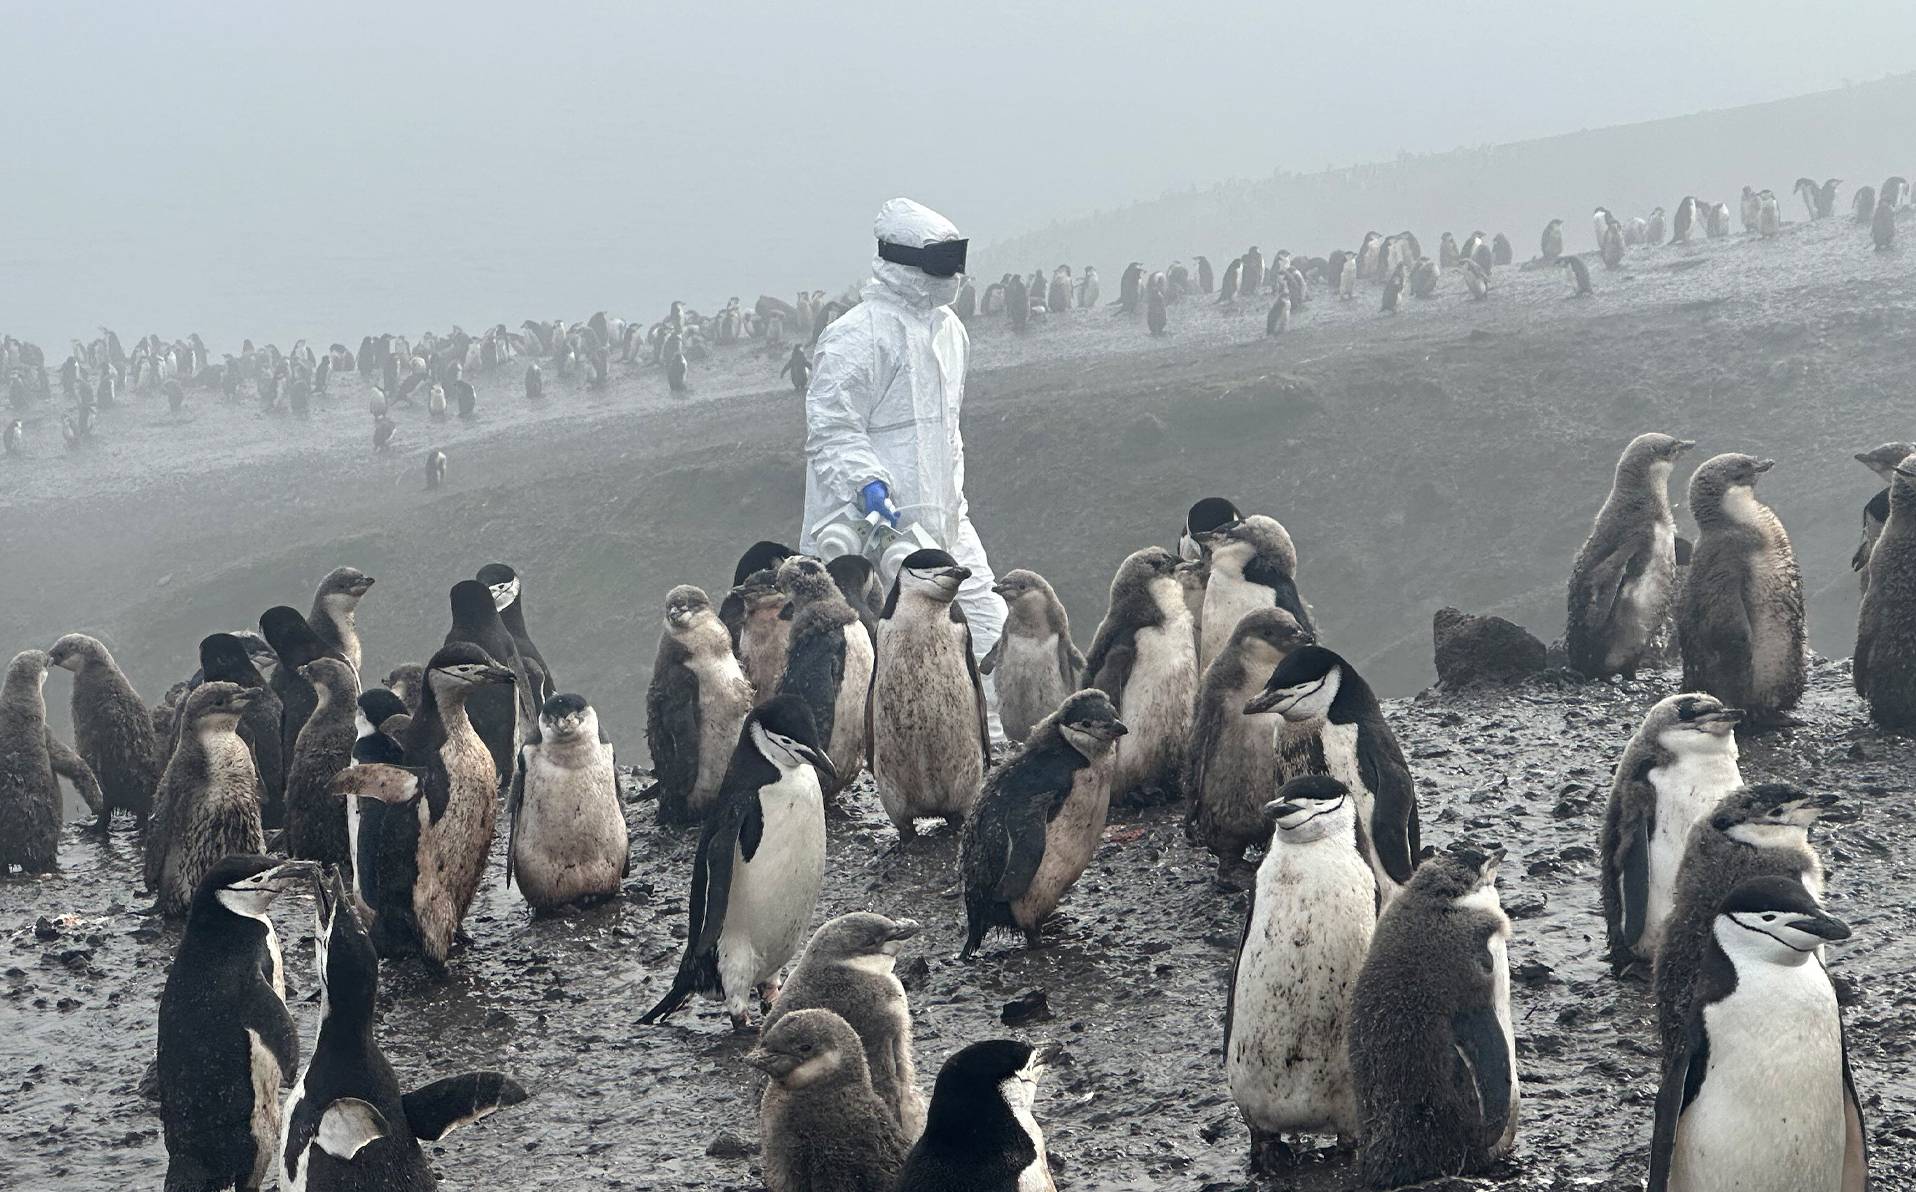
[476,562,555,703]
[646,584,754,826]
[505,692,628,910]
[960,690,1125,957]
[1187,608,1313,889]
[1348,843,1518,1187]
[1646,876,1868,1192]
[280,868,528,1192]
[1565,433,1694,677]
[1599,693,1743,977]
[328,644,516,966]
[441,579,536,786]
[1082,547,1197,808]
[978,569,1083,746]
[869,550,991,841]
[1225,776,1378,1171]
[895,1039,1061,1192]
[1245,645,1419,893]
[156,856,319,1192]
[639,696,834,1030]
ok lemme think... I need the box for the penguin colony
[5,177,1909,1192]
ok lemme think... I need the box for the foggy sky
[4,1,1912,348]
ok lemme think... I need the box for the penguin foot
[727,1010,755,1034]
[1213,861,1255,894]
[1247,1129,1295,1174]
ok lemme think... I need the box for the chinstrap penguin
[1082,547,1197,808]
[1853,451,1916,727]
[646,585,754,826]
[0,650,100,873]
[284,657,360,874]
[1194,514,1312,679]
[775,555,874,799]
[148,683,268,918]
[747,1008,910,1192]
[1566,433,1694,677]
[47,631,160,833]
[505,692,628,910]
[979,569,1083,746]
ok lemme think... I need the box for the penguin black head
[748,695,837,787]
[198,633,264,687]
[1716,876,1851,958]
[260,605,332,669]
[731,541,797,587]
[926,1039,1062,1129]
[1243,644,1345,719]
[775,555,837,602]
[1263,774,1351,830]
[1181,497,1241,559]
[476,562,521,611]
[896,549,969,602]
[538,692,596,741]
[190,854,319,925]
[356,687,408,735]
[989,568,1056,606]
[182,680,260,729]
[1405,840,1505,902]
[1053,689,1127,758]
[1710,782,1836,841]
[802,912,924,964]
[747,1007,863,1086]
[825,554,878,598]
[316,566,375,601]
[312,865,379,1024]
[664,584,714,629]
[449,578,507,628]
[1645,692,1743,749]
[425,642,515,696]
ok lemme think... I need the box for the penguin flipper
[1221,879,1255,1061]
[44,730,104,815]
[1059,637,1086,689]
[950,602,992,766]
[646,659,702,823]
[402,1071,529,1141]
[640,813,733,1023]
[1449,1005,1514,1144]
[1357,731,1419,884]
[329,763,425,804]
[979,634,1003,676]
[1612,807,1651,971]
[1648,1015,1711,1192]
[1840,1023,1871,1192]
[1580,541,1647,641]
[503,746,528,891]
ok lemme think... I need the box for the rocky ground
[3,662,1911,1190]
[2,209,1913,1188]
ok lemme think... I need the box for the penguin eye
[798,1043,814,1054]
[1762,914,1778,922]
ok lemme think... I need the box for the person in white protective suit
[797,197,1007,729]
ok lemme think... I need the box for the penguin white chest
[244,1028,283,1187]
[1644,751,1742,953]
[720,771,825,992]
[1114,618,1195,793]
[1621,521,1675,624]
[690,651,752,794]
[1671,961,1846,1191]
[1226,836,1374,1136]
[830,624,875,766]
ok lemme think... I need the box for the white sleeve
[804,315,891,506]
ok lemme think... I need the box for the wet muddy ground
[3,663,1912,1188]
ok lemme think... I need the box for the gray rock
[1433,607,1546,688]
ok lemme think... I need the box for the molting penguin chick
[870,550,992,841]
[732,575,794,706]
[1565,432,1694,677]
[1653,782,1834,1061]
[826,554,885,641]
[1599,693,1743,977]
[157,856,318,1192]
[47,631,160,833]
[307,566,375,674]
[979,569,1083,745]
[1855,452,1916,725]
[1082,547,1197,808]
[1349,842,1518,1188]
[284,656,361,873]
[1848,441,1915,591]
[1676,453,1806,727]
[646,584,753,826]
[960,690,1126,957]
[149,683,267,917]
[177,632,285,811]
[262,605,346,828]
[329,644,517,966]
[0,650,100,873]
[1562,254,1594,296]
[1246,645,1419,894]
[762,913,928,1138]
[506,693,627,910]
[1188,608,1314,889]
[1647,877,1869,1192]
[640,696,834,1029]
[896,1039,1062,1192]
[748,1008,910,1192]
[280,869,527,1192]
[775,555,874,798]
[1194,513,1311,678]
[1226,776,1379,1171]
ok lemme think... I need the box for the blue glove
[860,479,900,526]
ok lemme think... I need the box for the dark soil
[3,212,1913,1189]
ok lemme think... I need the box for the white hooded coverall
[798,198,1007,685]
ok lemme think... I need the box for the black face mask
[877,237,969,278]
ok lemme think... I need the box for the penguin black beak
[480,664,517,685]
[885,919,925,942]
[257,859,323,896]
[1031,1041,1064,1067]
[941,566,972,585]
[1675,439,1697,453]
[1264,801,1304,820]
[1806,792,1840,810]
[795,744,839,789]
[1754,459,1776,473]
[1696,707,1744,729]
[1785,911,1852,943]
[1243,688,1284,715]
[1853,452,1874,466]
[745,1048,799,1079]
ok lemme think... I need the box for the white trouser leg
[949,515,1008,746]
